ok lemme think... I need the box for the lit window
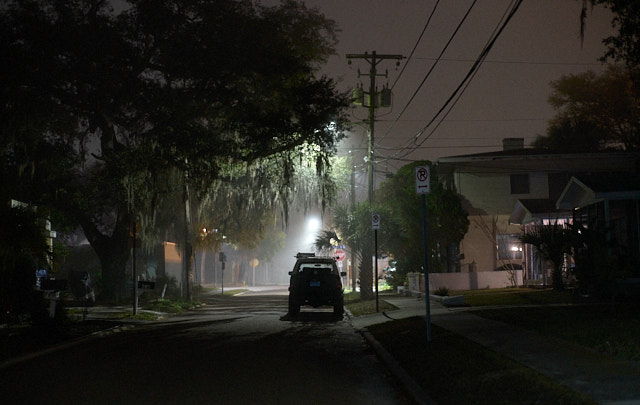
[497,234,523,260]
[542,218,569,226]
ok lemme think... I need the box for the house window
[497,234,523,260]
[510,174,529,194]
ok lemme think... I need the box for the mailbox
[40,279,68,292]
[137,281,156,290]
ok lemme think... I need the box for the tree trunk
[97,249,129,301]
[552,263,565,291]
[350,251,358,292]
[77,209,131,301]
[200,250,206,285]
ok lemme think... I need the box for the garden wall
[407,270,523,292]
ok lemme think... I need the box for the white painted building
[436,139,640,284]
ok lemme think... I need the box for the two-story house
[436,138,640,285]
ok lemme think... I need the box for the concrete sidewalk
[351,294,640,405]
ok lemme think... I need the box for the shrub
[148,275,179,299]
[572,225,629,297]
[433,286,449,296]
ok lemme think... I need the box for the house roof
[577,173,640,193]
[440,148,558,160]
[510,198,570,225]
[556,173,640,210]
[438,148,637,161]
[436,149,640,177]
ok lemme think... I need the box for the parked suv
[288,253,346,316]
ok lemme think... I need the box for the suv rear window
[298,264,334,273]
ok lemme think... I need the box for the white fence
[407,270,523,293]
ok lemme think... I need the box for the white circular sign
[415,166,431,194]
[371,214,381,230]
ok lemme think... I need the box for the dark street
[1,288,408,404]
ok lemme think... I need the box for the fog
[268,211,325,284]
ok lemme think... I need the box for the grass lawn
[368,317,595,405]
[345,298,397,316]
[216,288,249,296]
[357,288,639,402]
[474,303,640,361]
[344,291,398,316]
[449,287,640,361]
[144,298,202,313]
[454,287,577,306]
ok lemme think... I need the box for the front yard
[454,288,640,361]
[368,317,595,404]
[359,287,640,404]
[343,291,397,316]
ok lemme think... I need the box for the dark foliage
[1,0,348,299]
[0,205,51,323]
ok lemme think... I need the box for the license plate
[310,281,321,287]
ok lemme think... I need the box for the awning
[510,198,568,225]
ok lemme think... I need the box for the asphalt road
[1,287,410,404]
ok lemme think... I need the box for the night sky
[299,0,614,174]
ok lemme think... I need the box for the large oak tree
[582,0,640,84]
[1,0,348,299]
[534,65,640,151]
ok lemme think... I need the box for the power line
[414,57,603,67]
[376,117,547,123]
[385,0,524,162]
[379,0,479,144]
[374,144,530,151]
[410,1,524,152]
[351,135,538,149]
[390,0,440,90]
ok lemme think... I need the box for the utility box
[352,86,364,106]
[380,87,392,107]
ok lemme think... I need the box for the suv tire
[289,298,300,315]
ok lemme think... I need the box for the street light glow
[307,217,320,231]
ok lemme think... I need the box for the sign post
[131,221,139,315]
[415,166,432,342]
[372,214,380,312]
[219,252,226,295]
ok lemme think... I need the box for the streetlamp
[303,217,321,252]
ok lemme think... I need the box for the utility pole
[183,170,192,301]
[347,51,403,204]
[131,219,138,315]
[350,155,357,291]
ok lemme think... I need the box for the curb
[345,306,435,405]
[0,324,136,370]
[360,328,436,405]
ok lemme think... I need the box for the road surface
[1,286,410,404]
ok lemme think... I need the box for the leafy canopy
[582,1,640,81]
[377,161,468,282]
[534,65,640,151]
[1,0,349,299]
[318,161,469,295]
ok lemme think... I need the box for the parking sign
[371,213,381,230]
[415,166,430,194]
